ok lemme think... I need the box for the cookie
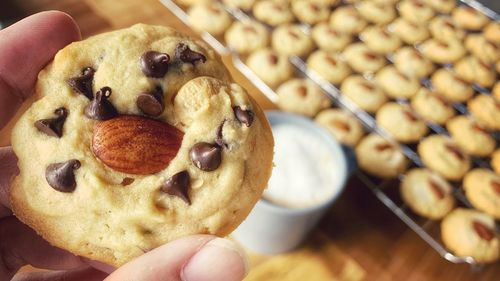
[390,18,430,45]
[420,39,466,64]
[343,43,386,73]
[446,116,495,157]
[312,22,353,52]
[291,0,330,25]
[441,208,499,263]
[484,22,500,45]
[464,169,500,219]
[315,108,365,146]
[224,20,270,55]
[340,75,388,113]
[393,47,434,79]
[451,6,489,31]
[9,24,274,266]
[356,1,396,24]
[376,102,428,143]
[454,56,496,88]
[492,149,500,175]
[188,2,232,36]
[430,68,473,103]
[355,133,408,179]
[247,48,293,89]
[330,6,367,35]
[222,0,256,10]
[276,79,331,117]
[424,0,456,14]
[428,16,466,43]
[399,0,435,24]
[467,94,500,131]
[271,24,315,57]
[410,88,455,125]
[360,25,402,55]
[253,0,295,27]
[418,135,470,180]
[400,168,455,219]
[375,66,420,99]
[464,34,500,64]
[307,50,352,85]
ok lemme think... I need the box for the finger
[0,146,17,216]
[105,235,248,281]
[12,266,107,281]
[0,11,81,128]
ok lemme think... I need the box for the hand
[0,11,247,281]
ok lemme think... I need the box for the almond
[92,115,183,175]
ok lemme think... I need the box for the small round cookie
[376,102,428,143]
[356,1,397,24]
[418,135,471,180]
[441,208,499,263]
[467,94,500,131]
[484,22,500,45]
[253,0,295,27]
[312,22,353,52]
[424,0,456,14]
[451,6,490,31]
[340,75,388,113]
[494,82,500,101]
[430,68,473,103]
[420,39,466,64]
[222,0,256,10]
[355,134,408,179]
[393,47,434,79]
[247,48,293,89]
[375,66,420,99]
[225,20,269,55]
[410,88,455,125]
[271,24,315,57]
[398,0,435,24]
[360,25,402,55]
[188,2,232,36]
[276,79,331,117]
[428,16,466,43]
[390,18,430,45]
[400,168,455,219]
[446,116,495,157]
[291,0,330,25]
[343,43,386,73]
[307,50,352,85]
[492,149,500,175]
[9,24,274,266]
[465,34,500,64]
[330,6,367,35]
[315,108,365,146]
[454,56,496,88]
[464,169,500,219]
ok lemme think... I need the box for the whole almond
[472,220,495,241]
[92,115,183,175]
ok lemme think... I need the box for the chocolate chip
[375,143,393,151]
[34,107,68,138]
[472,220,495,241]
[243,26,257,33]
[364,52,379,61]
[161,170,190,204]
[190,142,222,171]
[85,87,118,120]
[297,86,307,97]
[215,121,227,148]
[491,180,500,194]
[45,159,81,192]
[309,3,320,12]
[268,54,279,65]
[233,106,254,127]
[472,123,489,135]
[176,43,207,65]
[137,87,164,116]
[332,120,350,132]
[326,56,337,66]
[402,109,418,122]
[121,177,135,186]
[444,143,465,161]
[140,51,170,78]
[68,67,95,99]
[428,179,445,200]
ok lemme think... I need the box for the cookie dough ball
[411,88,455,125]
[468,94,500,131]
[343,43,386,73]
[465,34,500,64]
[291,0,330,25]
[253,0,295,27]
[247,48,293,89]
[441,209,499,263]
[307,50,352,84]
[360,25,402,55]
[225,20,269,55]
[428,16,466,43]
[330,6,367,35]
[418,135,470,180]
[430,68,473,103]
[276,79,331,117]
[420,39,466,64]
[188,2,232,36]
[376,102,428,143]
[390,18,430,45]
[315,108,365,146]
[452,6,490,31]
[454,56,496,88]
[340,75,388,113]
[464,169,500,219]
[356,1,396,24]
[400,168,455,219]
[312,22,352,52]
[393,47,434,79]
[484,22,500,45]
[446,116,495,157]
[272,24,315,57]
[399,0,435,24]
[356,134,408,179]
[222,0,256,10]
[492,149,500,175]
[375,66,420,99]
[424,0,456,14]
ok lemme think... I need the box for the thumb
[105,235,248,281]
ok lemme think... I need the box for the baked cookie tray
[160,0,500,268]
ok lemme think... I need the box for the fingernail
[181,238,249,281]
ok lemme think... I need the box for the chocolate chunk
[428,179,445,200]
[140,51,170,78]
[364,51,379,61]
[375,143,393,151]
[297,86,307,97]
[68,67,95,99]
[268,54,279,65]
[34,107,68,138]
[176,43,207,65]
[491,180,500,194]
[444,143,464,161]
[233,106,254,127]
[215,121,227,148]
[45,159,81,192]
[472,220,495,241]
[137,87,164,116]
[161,170,191,204]
[85,87,118,120]
[121,177,135,186]
[190,142,222,171]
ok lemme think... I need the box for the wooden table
[1,1,498,280]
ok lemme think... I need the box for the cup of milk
[232,111,352,254]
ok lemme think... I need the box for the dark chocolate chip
[85,87,118,120]
[34,107,68,138]
[176,43,207,65]
[428,179,445,200]
[45,159,81,192]
[233,106,254,127]
[137,87,164,116]
[190,142,222,171]
[472,220,494,241]
[140,51,170,78]
[121,177,135,186]
[68,67,95,99]
[215,121,227,148]
[161,170,191,204]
